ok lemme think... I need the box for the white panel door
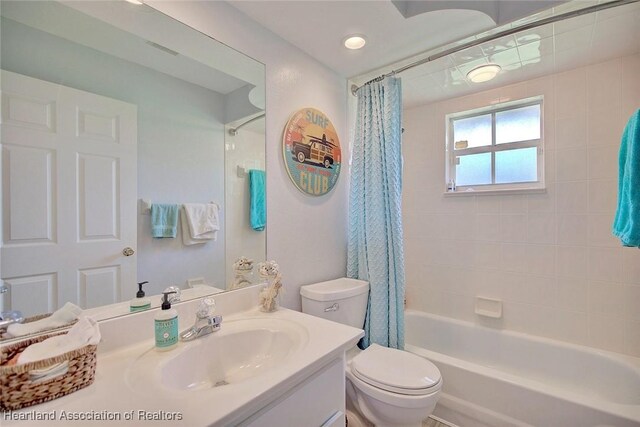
[1,70,137,312]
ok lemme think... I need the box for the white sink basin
[126,317,308,393]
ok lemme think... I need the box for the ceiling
[1,1,259,96]
[228,1,497,77]
[397,0,640,108]
[229,0,640,109]
[228,1,565,78]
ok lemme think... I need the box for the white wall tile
[588,247,623,283]
[500,214,527,242]
[588,179,618,214]
[476,195,501,214]
[554,311,589,345]
[474,242,503,270]
[586,58,622,112]
[501,195,527,214]
[477,269,507,298]
[557,246,588,279]
[505,302,557,338]
[588,107,625,146]
[556,277,588,313]
[587,214,619,247]
[625,320,640,357]
[588,281,626,317]
[476,214,501,241]
[527,213,556,244]
[622,248,640,285]
[623,285,640,322]
[557,214,588,246]
[621,55,640,116]
[588,315,626,353]
[556,181,588,213]
[588,145,619,179]
[555,148,588,181]
[556,114,587,149]
[501,243,528,272]
[403,54,640,357]
[527,184,556,213]
[526,245,556,277]
[544,148,556,183]
[554,68,586,119]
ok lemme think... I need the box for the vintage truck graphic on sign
[283,108,341,196]
[292,133,335,169]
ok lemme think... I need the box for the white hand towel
[18,316,101,364]
[7,302,83,337]
[183,203,219,239]
[180,207,216,245]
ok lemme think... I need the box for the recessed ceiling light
[467,64,501,83]
[343,35,366,50]
[125,0,144,5]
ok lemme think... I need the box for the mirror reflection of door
[0,0,266,330]
[1,70,137,317]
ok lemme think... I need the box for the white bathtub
[405,310,640,427]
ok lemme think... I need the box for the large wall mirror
[0,0,266,337]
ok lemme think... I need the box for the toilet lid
[351,344,441,396]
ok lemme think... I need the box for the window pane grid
[491,111,496,184]
[448,100,542,189]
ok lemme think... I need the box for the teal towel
[249,169,266,231]
[613,109,640,247]
[151,204,179,238]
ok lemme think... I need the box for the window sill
[442,187,546,197]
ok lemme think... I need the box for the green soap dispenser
[130,281,151,312]
[155,291,178,351]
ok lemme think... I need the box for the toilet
[300,278,441,427]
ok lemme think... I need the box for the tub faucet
[179,298,221,341]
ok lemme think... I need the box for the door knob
[122,247,135,257]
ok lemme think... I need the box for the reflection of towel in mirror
[151,203,179,238]
[7,302,82,337]
[180,206,217,245]
[18,316,101,364]
[249,170,266,231]
[183,203,219,240]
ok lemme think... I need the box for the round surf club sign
[282,107,341,196]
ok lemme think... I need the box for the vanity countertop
[2,308,363,427]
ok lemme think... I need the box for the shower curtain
[347,76,405,350]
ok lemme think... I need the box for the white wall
[150,1,349,310]
[403,54,640,357]
[1,18,227,296]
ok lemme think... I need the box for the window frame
[445,96,545,195]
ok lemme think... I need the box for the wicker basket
[0,331,97,411]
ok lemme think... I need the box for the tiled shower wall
[403,54,640,357]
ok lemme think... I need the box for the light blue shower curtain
[347,76,405,350]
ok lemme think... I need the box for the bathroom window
[445,97,544,194]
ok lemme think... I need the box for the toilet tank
[300,278,369,329]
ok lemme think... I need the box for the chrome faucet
[0,311,24,330]
[0,286,25,330]
[179,298,222,341]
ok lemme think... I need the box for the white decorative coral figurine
[258,261,282,312]
[229,256,254,290]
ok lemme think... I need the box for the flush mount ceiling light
[343,35,367,50]
[467,64,501,83]
[125,0,144,4]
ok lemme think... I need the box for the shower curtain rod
[229,113,266,135]
[351,0,640,95]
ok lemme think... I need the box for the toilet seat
[350,344,441,396]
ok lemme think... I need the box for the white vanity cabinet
[241,357,346,427]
